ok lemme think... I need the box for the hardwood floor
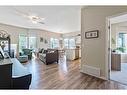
[23,56,127,89]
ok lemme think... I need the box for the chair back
[22,49,32,55]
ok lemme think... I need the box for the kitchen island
[65,48,81,60]
[0,58,32,89]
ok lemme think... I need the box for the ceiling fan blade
[13,7,30,18]
[77,34,81,36]
[12,7,45,25]
[38,21,45,24]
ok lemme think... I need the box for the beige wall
[0,23,61,54]
[81,6,127,79]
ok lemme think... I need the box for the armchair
[22,49,32,60]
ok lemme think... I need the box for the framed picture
[40,37,44,42]
[44,39,48,44]
[85,30,99,39]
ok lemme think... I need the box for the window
[64,38,75,49]
[19,35,28,52]
[29,37,37,50]
[117,33,127,53]
[69,39,75,48]
[50,38,59,49]
[64,39,69,48]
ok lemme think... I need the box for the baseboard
[80,65,107,80]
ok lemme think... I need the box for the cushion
[22,49,32,55]
[18,55,28,63]
[39,48,44,53]
[43,50,48,54]
[48,50,54,53]
[42,54,46,57]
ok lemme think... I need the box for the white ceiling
[0,6,81,33]
[110,14,127,24]
[112,21,127,27]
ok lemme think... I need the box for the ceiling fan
[13,8,45,24]
[71,34,81,37]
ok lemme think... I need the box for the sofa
[39,49,59,65]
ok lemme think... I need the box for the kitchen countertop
[0,58,13,65]
[0,58,31,77]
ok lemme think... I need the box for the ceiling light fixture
[28,15,45,24]
[13,8,45,24]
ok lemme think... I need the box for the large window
[19,35,37,52]
[118,33,125,47]
[19,35,28,52]
[64,38,75,49]
[29,37,37,50]
[50,38,59,49]
[117,33,127,53]
[64,39,69,48]
[69,38,75,48]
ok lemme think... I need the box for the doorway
[108,13,127,85]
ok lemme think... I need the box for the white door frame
[106,12,127,80]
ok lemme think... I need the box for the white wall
[81,6,127,79]
[0,23,61,55]
[28,29,61,49]
[62,31,81,46]
[0,23,28,44]
[0,23,28,55]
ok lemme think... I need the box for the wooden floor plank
[23,56,127,89]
